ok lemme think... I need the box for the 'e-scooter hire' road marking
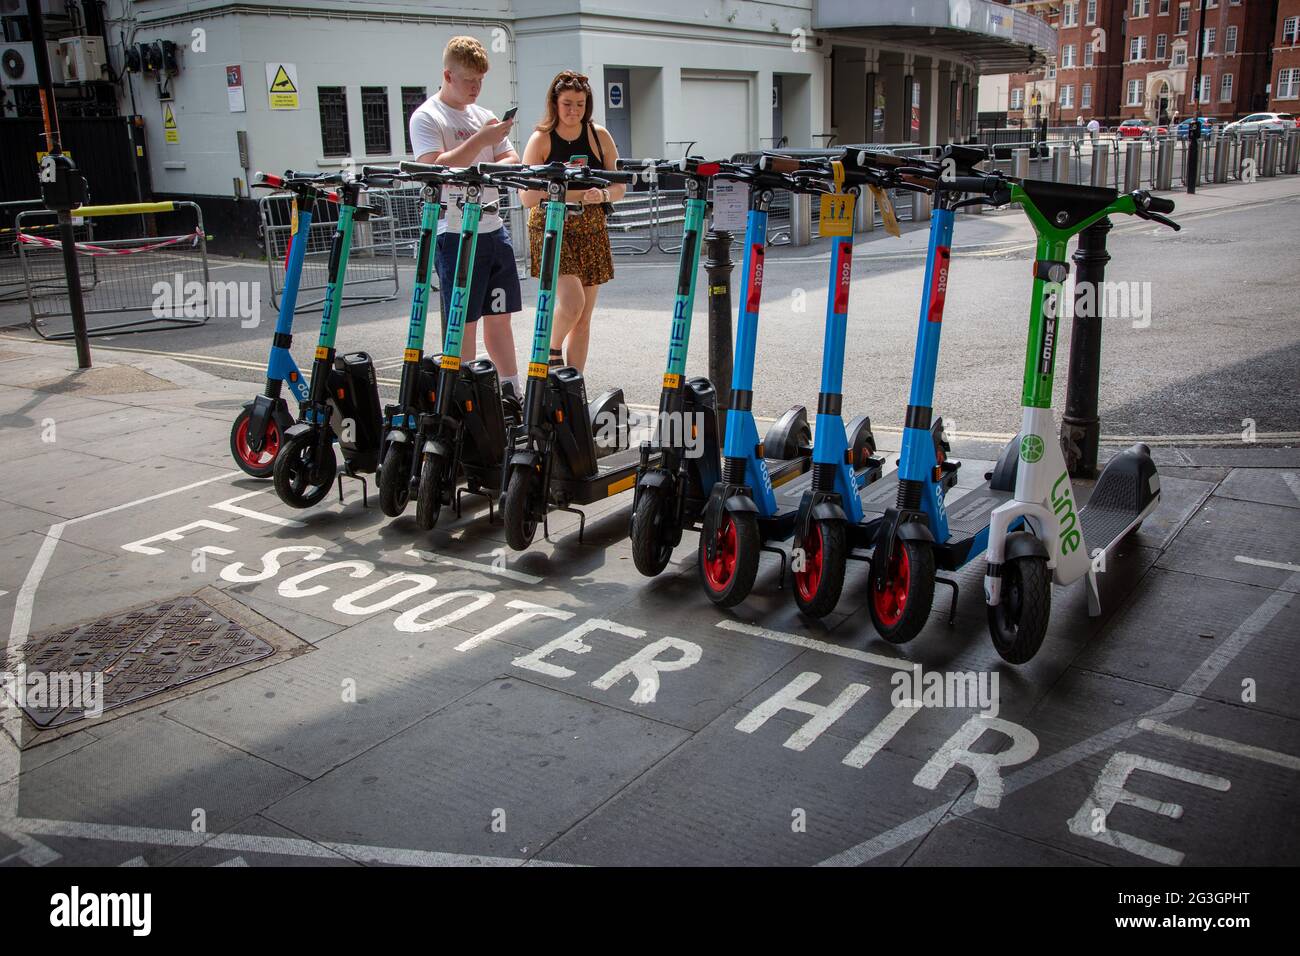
[1233,555,1300,574]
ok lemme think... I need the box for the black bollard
[704,230,734,439]
[1061,216,1112,479]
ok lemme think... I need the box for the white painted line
[1283,473,1300,503]
[816,568,1300,866]
[1234,555,1300,573]
[1137,719,1300,772]
[407,549,543,585]
[210,490,307,528]
[716,620,911,672]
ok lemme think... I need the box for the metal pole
[1186,0,1208,194]
[1062,217,1112,479]
[27,0,91,369]
[704,230,734,439]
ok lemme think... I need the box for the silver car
[1222,112,1296,135]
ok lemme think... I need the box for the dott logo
[927,246,950,322]
[833,242,852,314]
[746,244,765,312]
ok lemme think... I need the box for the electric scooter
[981,181,1179,662]
[374,161,519,529]
[493,161,651,551]
[622,156,725,576]
[698,156,880,609]
[272,172,385,509]
[230,170,339,477]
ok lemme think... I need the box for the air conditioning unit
[0,42,65,86]
[59,36,107,83]
[0,0,72,16]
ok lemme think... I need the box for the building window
[1048,61,1057,79]
[1177,4,1189,34]
[1220,73,1233,101]
[1130,35,1148,61]
[1062,44,1075,67]
[1011,88,1024,109]
[1086,0,1097,24]
[1082,83,1093,108]
[1202,28,1215,55]
[1197,75,1211,103]
[1279,68,1300,99]
[1084,43,1095,67]
[1159,0,1169,13]
[360,86,390,155]
[1284,18,1299,45]
[1173,44,1187,67]
[1156,34,1167,59]
[1225,26,1237,54]
[1065,2,1079,26]
[317,86,350,157]
[401,86,426,154]
[1061,84,1075,108]
[1133,0,1149,16]
[1127,79,1143,105]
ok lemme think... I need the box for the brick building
[1119,0,1277,124]
[1268,0,1300,110]
[1006,2,1061,127]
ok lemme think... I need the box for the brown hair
[443,36,489,74]
[536,70,593,132]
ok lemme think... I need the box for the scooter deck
[551,446,665,506]
[850,470,1014,570]
[758,459,883,543]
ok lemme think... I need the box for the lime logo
[1019,434,1045,463]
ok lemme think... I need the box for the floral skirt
[527,203,614,287]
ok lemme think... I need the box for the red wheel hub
[872,544,911,627]
[794,523,824,602]
[235,415,280,469]
[703,515,738,592]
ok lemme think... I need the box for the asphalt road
[4,180,1297,441]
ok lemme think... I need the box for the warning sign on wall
[266,62,300,110]
[163,103,180,144]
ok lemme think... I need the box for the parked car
[1175,117,1215,140]
[1221,112,1296,135]
[1118,118,1168,138]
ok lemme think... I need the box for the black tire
[698,509,760,608]
[378,442,412,518]
[503,464,542,551]
[867,538,936,644]
[415,451,446,530]
[988,544,1051,664]
[272,430,335,509]
[793,518,847,619]
[229,406,281,479]
[631,487,675,577]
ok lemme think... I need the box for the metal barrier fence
[258,188,399,313]
[2,198,95,303]
[17,200,210,341]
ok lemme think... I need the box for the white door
[679,76,751,159]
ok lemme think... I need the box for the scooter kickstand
[336,473,370,508]
[761,544,789,589]
[934,575,959,624]
[556,504,586,543]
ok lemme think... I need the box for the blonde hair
[443,36,490,74]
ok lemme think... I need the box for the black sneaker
[501,380,522,427]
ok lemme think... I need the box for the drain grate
[3,596,274,728]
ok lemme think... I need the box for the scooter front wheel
[503,465,542,550]
[415,451,446,530]
[631,487,675,577]
[698,510,760,608]
[230,407,282,479]
[867,539,935,643]
[793,518,847,619]
[379,443,412,518]
[988,541,1050,664]
[273,431,336,508]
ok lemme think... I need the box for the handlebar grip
[399,160,444,174]
[284,170,329,181]
[597,169,638,184]
[946,175,1002,195]
[477,162,526,174]
[760,155,801,174]
[616,158,654,171]
[1147,195,1176,214]
[362,165,402,177]
[252,171,282,188]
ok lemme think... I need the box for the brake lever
[1141,211,1181,231]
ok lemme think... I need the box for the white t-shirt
[1086,119,1100,134]
[408,94,512,234]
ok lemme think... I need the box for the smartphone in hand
[501,106,518,122]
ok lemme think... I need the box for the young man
[409,35,522,396]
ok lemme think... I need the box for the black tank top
[548,122,604,168]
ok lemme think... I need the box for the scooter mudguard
[422,437,453,460]
[244,395,292,453]
[636,470,674,492]
[811,498,847,524]
[509,449,542,472]
[701,485,759,562]
[283,422,316,442]
[1005,531,1049,562]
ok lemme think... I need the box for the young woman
[518,70,625,373]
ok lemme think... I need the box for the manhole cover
[2,596,274,728]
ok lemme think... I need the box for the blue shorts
[434,227,523,328]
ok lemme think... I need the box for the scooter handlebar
[1146,195,1176,214]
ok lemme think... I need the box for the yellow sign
[440,354,461,371]
[662,372,681,390]
[818,192,855,237]
[36,150,73,164]
[403,348,421,363]
[868,185,900,238]
[315,346,330,360]
[266,63,300,110]
[528,361,550,379]
[163,104,179,144]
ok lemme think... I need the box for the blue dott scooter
[698,155,880,609]
[230,170,339,477]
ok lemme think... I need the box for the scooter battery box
[547,366,598,480]
[683,376,721,492]
[330,352,383,473]
[459,359,509,466]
